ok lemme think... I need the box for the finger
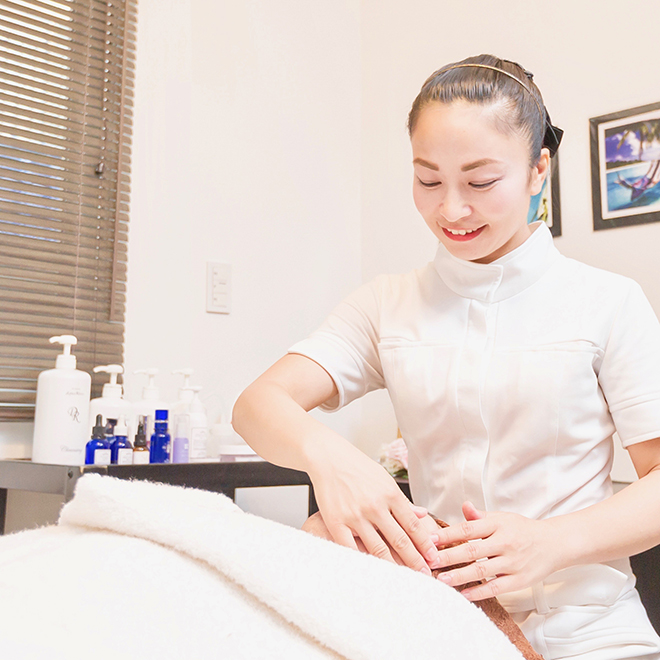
[436,556,507,589]
[328,523,360,551]
[462,500,487,521]
[391,500,440,566]
[460,574,520,602]
[433,537,495,570]
[353,522,400,566]
[433,517,495,549]
[376,511,434,574]
[410,504,429,518]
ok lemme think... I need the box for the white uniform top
[289,222,660,658]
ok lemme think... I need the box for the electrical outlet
[207,262,231,314]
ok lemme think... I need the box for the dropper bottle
[85,414,111,466]
[132,417,150,465]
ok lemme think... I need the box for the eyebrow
[413,157,501,172]
[461,158,500,172]
[413,158,438,170]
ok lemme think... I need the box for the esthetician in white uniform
[233,54,660,659]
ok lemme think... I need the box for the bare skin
[232,353,441,576]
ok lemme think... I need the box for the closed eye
[417,178,441,188]
[470,179,499,189]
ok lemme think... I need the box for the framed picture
[590,102,660,231]
[528,156,561,237]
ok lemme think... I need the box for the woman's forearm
[233,379,343,472]
[555,468,660,569]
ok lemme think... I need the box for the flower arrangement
[379,436,408,480]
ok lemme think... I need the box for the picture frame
[528,155,562,237]
[590,102,660,231]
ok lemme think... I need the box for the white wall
[123,0,363,444]
[3,0,658,488]
[357,0,660,479]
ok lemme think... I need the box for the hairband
[441,63,564,157]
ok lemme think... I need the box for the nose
[438,187,471,223]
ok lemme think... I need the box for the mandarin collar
[432,222,561,303]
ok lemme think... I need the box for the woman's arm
[429,437,660,601]
[232,353,439,574]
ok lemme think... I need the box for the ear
[529,148,551,196]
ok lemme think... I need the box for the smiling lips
[442,225,486,241]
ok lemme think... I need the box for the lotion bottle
[32,335,91,466]
[89,365,133,439]
[188,387,208,462]
[172,414,190,464]
[171,368,195,416]
[133,368,167,439]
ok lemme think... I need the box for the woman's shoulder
[555,254,642,300]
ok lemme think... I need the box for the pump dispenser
[133,369,167,439]
[171,369,195,417]
[32,335,92,465]
[188,387,208,462]
[89,365,133,439]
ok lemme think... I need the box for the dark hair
[407,54,551,164]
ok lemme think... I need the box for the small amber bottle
[133,419,150,465]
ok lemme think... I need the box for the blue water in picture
[606,163,660,212]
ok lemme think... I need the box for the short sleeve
[598,281,660,447]
[288,276,387,411]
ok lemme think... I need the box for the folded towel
[0,475,524,659]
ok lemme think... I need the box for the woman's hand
[432,501,567,601]
[302,508,441,568]
[306,441,440,575]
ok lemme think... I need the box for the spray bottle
[32,335,91,465]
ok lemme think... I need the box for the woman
[233,54,660,659]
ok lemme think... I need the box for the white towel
[0,474,523,659]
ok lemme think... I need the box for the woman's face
[411,100,549,264]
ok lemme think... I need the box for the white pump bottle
[171,368,195,417]
[188,386,209,462]
[89,365,133,437]
[133,368,168,438]
[32,335,92,465]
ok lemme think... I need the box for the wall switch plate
[206,262,231,314]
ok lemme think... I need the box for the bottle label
[190,427,208,459]
[94,448,111,466]
[117,448,133,465]
[133,451,150,465]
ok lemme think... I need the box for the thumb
[462,500,486,521]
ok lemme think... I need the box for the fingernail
[420,566,432,576]
[430,534,440,544]
[425,547,439,562]
[437,573,452,584]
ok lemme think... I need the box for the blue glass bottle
[149,409,171,464]
[111,417,133,465]
[85,414,111,465]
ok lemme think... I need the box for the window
[0,0,137,420]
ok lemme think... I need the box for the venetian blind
[0,0,137,420]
